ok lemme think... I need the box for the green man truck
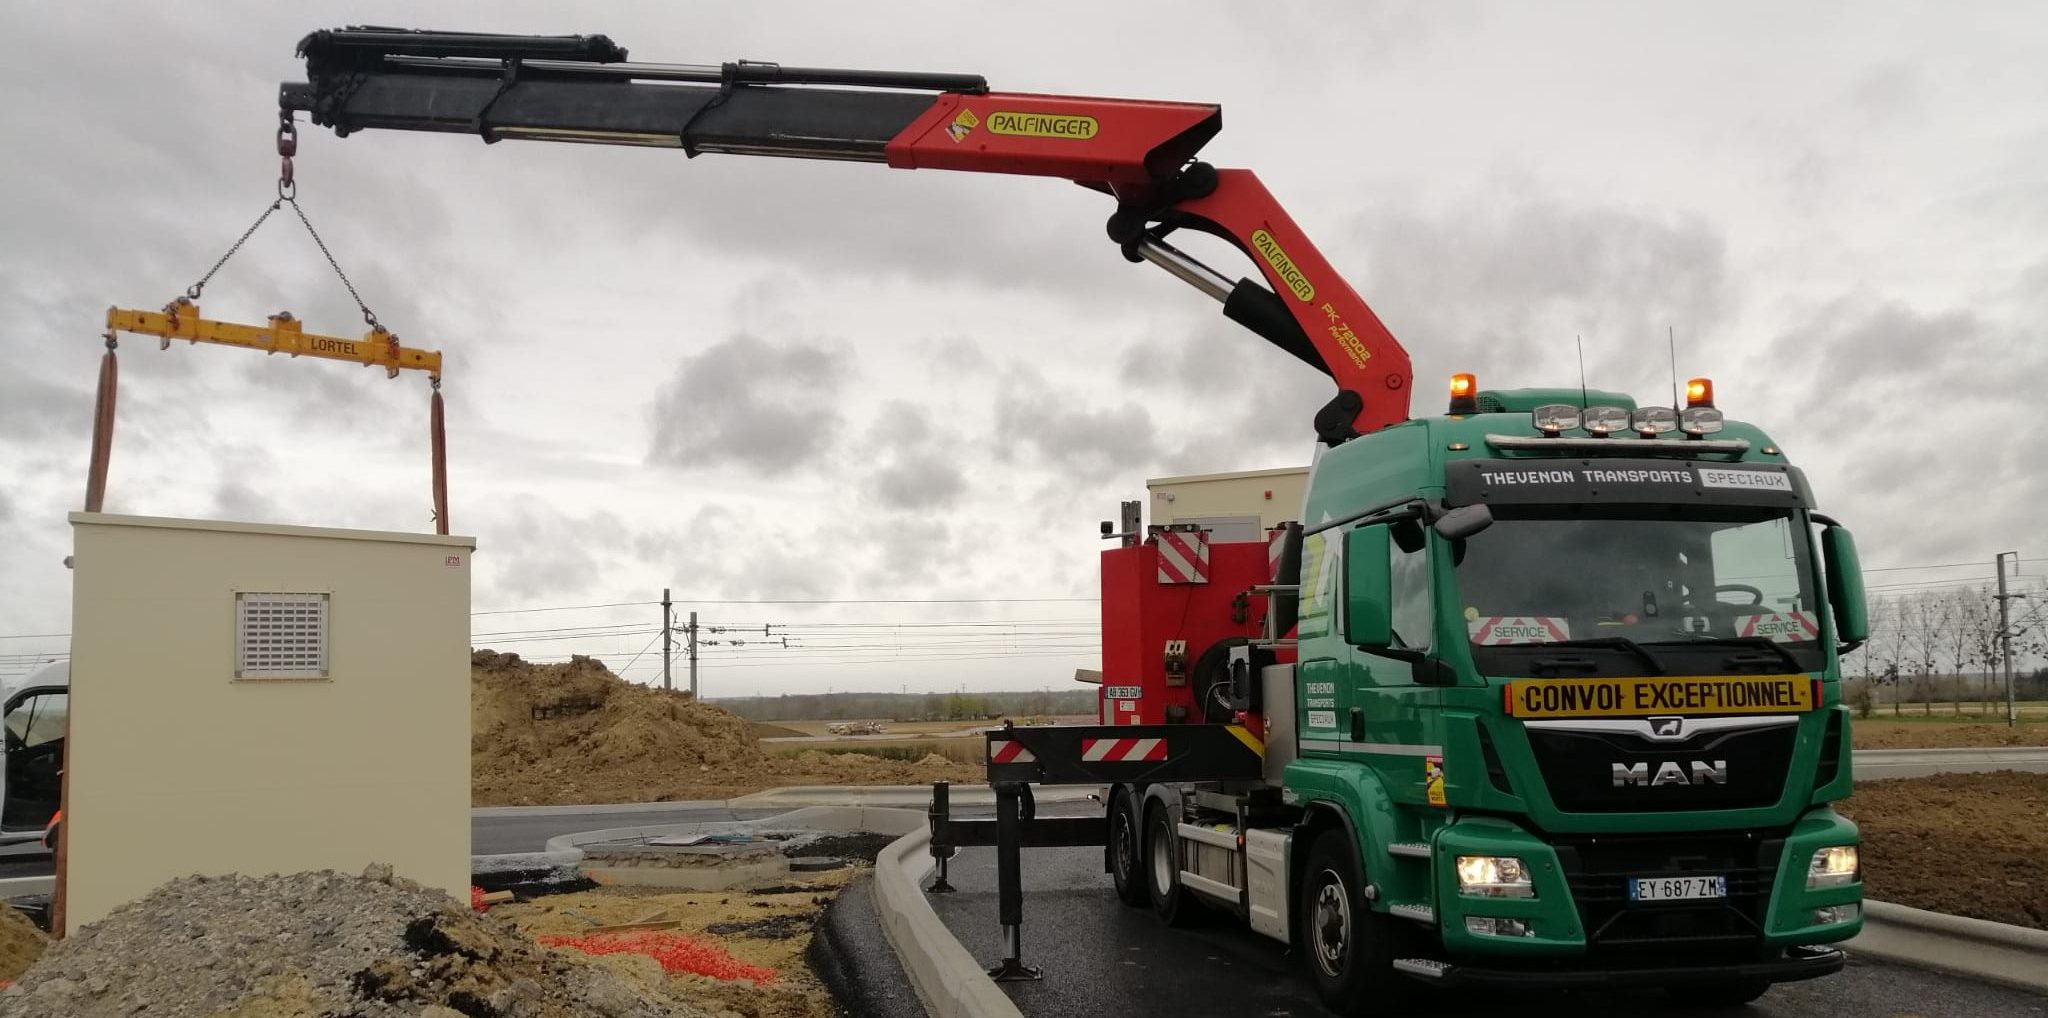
[277,28,1867,1012]
[1017,375,1870,1012]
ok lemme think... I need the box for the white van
[0,660,66,847]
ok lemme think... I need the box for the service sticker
[1737,611,1819,643]
[1424,756,1446,807]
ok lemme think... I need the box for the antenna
[1667,326,1681,411]
[1576,335,1589,408]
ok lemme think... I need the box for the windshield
[1452,506,1824,676]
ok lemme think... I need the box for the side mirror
[1343,525,1393,648]
[1821,525,1869,649]
[1433,503,1494,541]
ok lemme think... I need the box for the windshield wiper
[1649,636,1803,672]
[1531,637,1665,675]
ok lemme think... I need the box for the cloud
[646,333,852,476]
[993,365,1166,484]
[1751,294,2045,567]
[211,478,278,522]
[1343,192,1733,396]
[861,402,967,511]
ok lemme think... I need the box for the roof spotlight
[1681,406,1725,436]
[1531,404,1580,437]
[1630,406,1678,435]
[1582,405,1629,436]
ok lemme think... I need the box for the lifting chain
[178,111,383,331]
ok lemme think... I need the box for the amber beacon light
[1449,372,1479,414]
[1685,377,1715,409]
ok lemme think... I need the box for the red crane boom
[283,28,1414,442]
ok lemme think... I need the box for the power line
[471,600,659,616]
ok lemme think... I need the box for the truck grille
[1525,722,1795,813]
[1551,830,1783,957]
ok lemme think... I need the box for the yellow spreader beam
[106,298,441,380]
[90,296,450,534]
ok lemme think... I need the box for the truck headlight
[1456,855,1535,898]
[1807,845,1859,889]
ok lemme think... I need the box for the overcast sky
[2,2,2043,693]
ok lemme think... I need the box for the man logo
[1613,760,1728,787]
[1649,716,1685,738]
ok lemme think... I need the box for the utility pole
[1994,552,2020,727]
[661,587,673,691]
[688,609,699,700]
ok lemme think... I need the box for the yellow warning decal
[1424,756,1446,807]
[1506,675,1814,718]
[946,107,981,143]
[1225,724,1265,757]
[986,111,1099,139]
[1250,229,1315,302]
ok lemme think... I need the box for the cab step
[1393,958,1449,980]
[1388,903,1435,925]
[1387,841,1432,858]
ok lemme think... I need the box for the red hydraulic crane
[281,27,1414,444]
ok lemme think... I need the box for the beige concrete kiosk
[63,513,473,934]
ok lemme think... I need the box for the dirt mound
[471,651,977,806]
[473,651,771,807]
[1852,720,2048,749]
[1841,770,2048,929]
[0,866,709,1018]
[0,905,45,982]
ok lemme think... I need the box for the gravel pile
[0,865,710,1018]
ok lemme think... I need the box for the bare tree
[1865,598,1908,716]
[1944,587,1994,714]
[1899,592,1948,715]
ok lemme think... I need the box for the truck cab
[1079,379,1868,1013]
[1260,380,1869,1006]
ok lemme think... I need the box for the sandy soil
[0,906,44,982]
[471,652,980,807]
[1841,770,2048,930]
[496,870,856,1018]
[1851,720,2048,749]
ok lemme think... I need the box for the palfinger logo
[1250,229,1315,302]
[986,111,1098,139]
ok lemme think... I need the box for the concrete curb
[874,827,1024,1018]
[1848,899,2048,993]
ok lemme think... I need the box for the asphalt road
[468,805,792,855]
[927,845,2048,1018]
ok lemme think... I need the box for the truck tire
[1299,831,1419,1016]
[1108,787,1148,907]
[1144,801,1200,925]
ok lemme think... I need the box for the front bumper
[1428,808,1863,960]
[1394,944,1845,990]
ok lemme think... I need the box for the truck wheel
[1144,802,1200,925]
[1668,979,1769,1007]
[1299,831,1417,1016]
[1108,788,1148,907]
